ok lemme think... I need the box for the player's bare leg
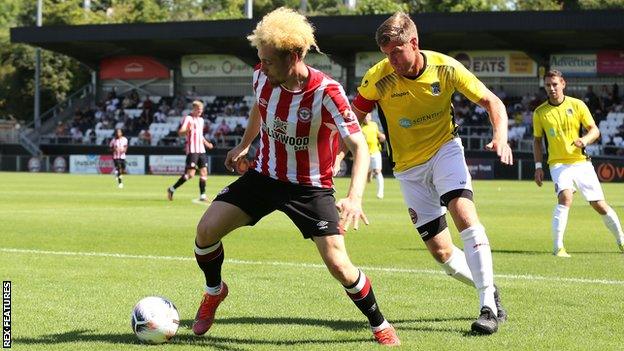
[314,234,400,346]
[590,200,624,252]
[192,201,251,335]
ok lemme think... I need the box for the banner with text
[70,155,145,174]
[148,155,187,175]
[597,51,624,75]
[594,159,624,183]
[306,53,343,78]
[181,55,253,78]
[466,158,495,179]
[550,54,597,77]
[449,51,537,77]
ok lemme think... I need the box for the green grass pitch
[1,172,623,350]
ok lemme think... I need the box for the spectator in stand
[138,129,151,145]
[213,119,231,144]
[129,89,140,108]
[55,121,68,139]
[141,95,153,112]
[232,123,245,136]
[70,127,83,144]
[154,109,167,123]
[584,85,602,113]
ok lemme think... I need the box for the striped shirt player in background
[110,128,128,189]
[167,100,214,201]
[189,8,400,346]
[533,70,624,257]
[353,12,513,335]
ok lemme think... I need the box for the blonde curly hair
[247,7,319,58]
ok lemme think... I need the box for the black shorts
[113,159,126,171]
[214,170,342,239]
[186,153,207,169]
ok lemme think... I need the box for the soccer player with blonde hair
[167,100,214,201]
[352,12,511,334]
[533,70,624,257]
[189,7,399,346]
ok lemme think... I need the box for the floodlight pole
[34,0,42,140]
[245,0,253,19]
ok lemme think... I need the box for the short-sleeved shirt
[532,96,593,165]
[109,136,128,160]
[252,65,361,188]
[181,115,206,154]
[353,50,487,172]
[361,121,381,155]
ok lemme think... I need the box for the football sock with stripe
[460,224,497,315]
[344,270,386,329]
[195,241,224,295]
[552,204,569,251]
[601,207,624,245]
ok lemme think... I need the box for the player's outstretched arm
[533,136,544,187]
[335,120,370,231]
[478,90,513,165]
[225,103,261,172]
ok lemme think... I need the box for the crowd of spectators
[48,84,624,155]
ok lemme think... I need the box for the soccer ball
[131,296,180,344]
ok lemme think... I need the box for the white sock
[204,282,222,296]
[375,173,384,197]
[601,207,624,245]
[439,246,474,287]
[460,224,496,314]
[169,186,175,192]
[371,319,390,332]
[552,204,569,251]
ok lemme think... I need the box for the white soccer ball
[131,296,180,344]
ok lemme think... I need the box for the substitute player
[189,8,400,346]
[533,70,624,257]
[110,128,128,189]
[167,100,214,201]
[352,12,512,334]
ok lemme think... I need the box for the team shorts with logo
[370,152,382,171]
[214,170,341,238]
[550,161,604,201]
[186,153,208,170]
[394,138,472,231]
[113,158,126,171]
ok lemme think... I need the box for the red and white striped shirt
[109,136,128,159]
[181,115,206,154]
[252,66,361,188]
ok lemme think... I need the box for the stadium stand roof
[10,10,624,69]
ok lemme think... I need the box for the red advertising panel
[597,51,624,75]
[594,160,624,183]
[100,56,170,80]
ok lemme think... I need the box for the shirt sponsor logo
[262,123,310,151]
[398,110,443,128]
[391,91,409,98]
[259,98,268,107]
[399,118,413,128]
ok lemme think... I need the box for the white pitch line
[2,247,623,286]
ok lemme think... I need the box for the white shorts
[394,138,472,228]
[550,162,604,201]
[370,152,382,171]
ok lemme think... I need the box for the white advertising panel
[181,55,253,78]
[70,155,145,174]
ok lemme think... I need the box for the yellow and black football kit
[353,50,487,172]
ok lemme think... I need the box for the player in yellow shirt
[352,12,513,335]
[335,113,387,198]
[361,114,386,198]
[533,70,624,258]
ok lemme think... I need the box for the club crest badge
[297,107,312,123]
[431,82,441,96]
